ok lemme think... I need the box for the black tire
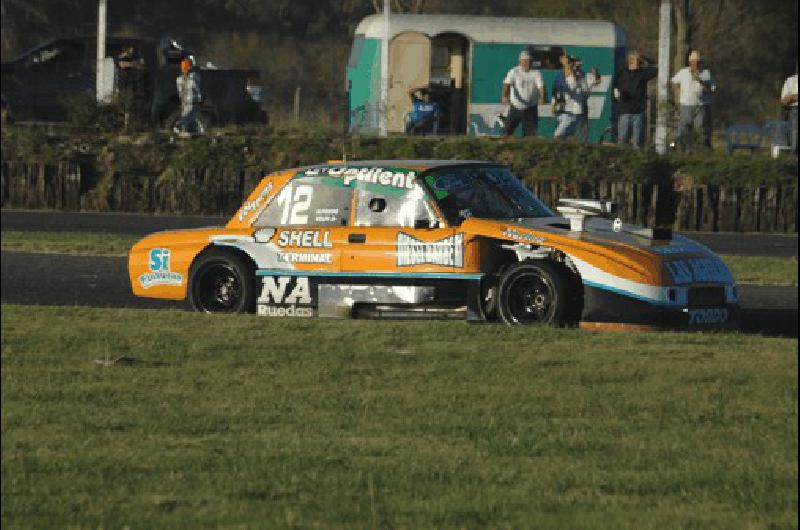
[188,249,256,314]
[496,261,582,326]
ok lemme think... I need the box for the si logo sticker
[139,248,183,289]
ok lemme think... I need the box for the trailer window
[348,35,366,68]
[527,46,564,70]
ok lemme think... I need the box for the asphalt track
[2,210,798,257]
[1,251,796,337]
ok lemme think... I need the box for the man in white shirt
[669,50,716,149]
[501,50,545,136]
[781,71,798,155]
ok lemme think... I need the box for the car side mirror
[368,197,386,213]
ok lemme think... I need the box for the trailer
[346,14,626,140]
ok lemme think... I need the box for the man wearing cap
[669,50,716,149]
[780,69,798,155]
[501,50,545,137]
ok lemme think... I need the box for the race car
[128,160,739,329]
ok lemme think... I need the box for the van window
[348,35,366,68]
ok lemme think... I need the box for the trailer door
[388,32,430,133]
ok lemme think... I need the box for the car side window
[254,176,352,227]
[354,184,439,227]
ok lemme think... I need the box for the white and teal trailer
[346,14,626,141]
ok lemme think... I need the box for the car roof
[301,160,504,172]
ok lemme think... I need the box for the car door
[341,180,463,276]
[251,174,353,316]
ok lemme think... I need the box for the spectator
[575,59,602,140]
[405,86,440,135]
[781,69,798,155]
[176,56,202,137]
[501,50,545,137]
[613,51,657,148]
[551,54,589,139]
[669,50,716,149]
[116,45,147,127]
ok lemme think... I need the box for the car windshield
[423,166,553,224]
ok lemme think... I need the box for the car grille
[687,286,726,307]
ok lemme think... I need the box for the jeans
[617,112,645,148]
[179,104,198,134]
[678,104,712,149]
[504,105,538,136]
[790,106,798,155]
[405,114,437,135]
[554,113,580,139]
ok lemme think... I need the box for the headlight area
[662,284,737,307]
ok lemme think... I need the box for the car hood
[460,216,730,286]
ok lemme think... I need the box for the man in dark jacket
[613,51,657,148]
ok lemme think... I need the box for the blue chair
[403,111,439,135]
[763,120,790,147]
[725,124,762,154]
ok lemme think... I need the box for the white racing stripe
[568,255,674,306]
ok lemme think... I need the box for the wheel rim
[505,272,556,324]
[193,262,243,313]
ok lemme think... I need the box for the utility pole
[379,0,390,136]
[655,1,671,155]
[96,0,107,103]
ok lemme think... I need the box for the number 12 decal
[276,184,313,225]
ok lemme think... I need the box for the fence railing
[1,160,796,233]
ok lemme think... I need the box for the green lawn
[2,304,797,528]
[722,255,798,286]
[0,230,140,257]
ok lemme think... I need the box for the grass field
[2,304,797,528]
[0,230,140,257]
[2,229,797,286]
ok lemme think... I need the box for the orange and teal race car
[128,160,738,329]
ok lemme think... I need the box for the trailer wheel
[496,261,581,326]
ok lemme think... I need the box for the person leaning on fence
[405,86,440,135]
[501,50,545,137]
[551,54,589,139]
[781,69,798,155]
[613,51,657,148]
[176,56,202,136]
[669,50,716,149]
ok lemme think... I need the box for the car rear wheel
[496,261,581,326]
[189,249,255,314]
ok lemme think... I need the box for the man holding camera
[551,54,590,139]
[613,51,657,148]
[670,50,716,149]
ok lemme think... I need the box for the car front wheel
[496,261,581,326]
[188,249,255,314]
